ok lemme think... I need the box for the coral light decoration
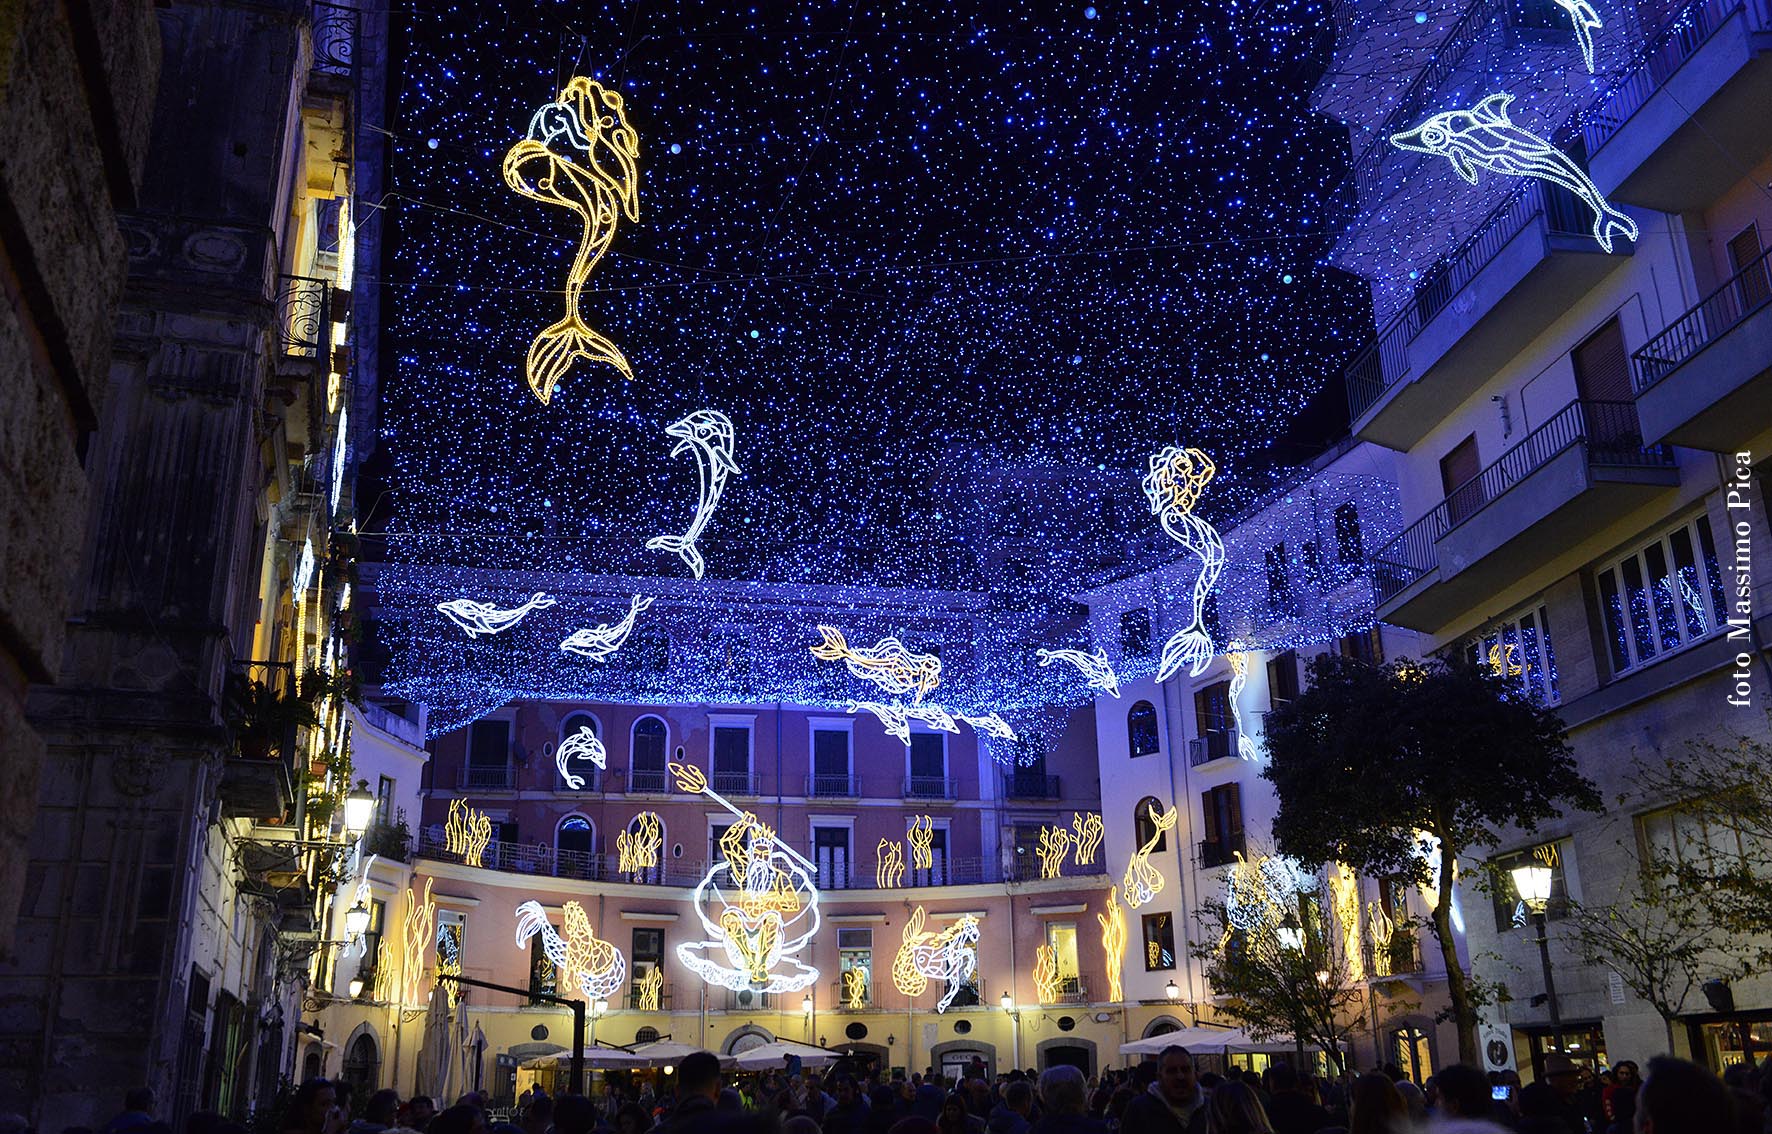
[399,876,436,1006]
[876,839,906,889]
[907,815,936,871]
[1071,813,1105,865]
[501,77,640,403]
[515,899,628,1001]
[1033,944,1063,1004]
[1121,800,1178,909]
[635,964,664,1011]
[445,799,492,867]
[843,967,868,1009]
[892,907,980,1013]
[618,811,663,877]
[1330,863,1364,982]
[1144,446,1226,682]
[1037,825,1072,879]
[1098,888,1128,1002]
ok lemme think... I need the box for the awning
[1119,1027,1348,1056]
[730,1040,845,1069]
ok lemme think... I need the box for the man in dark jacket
[1119,1047,1208,1134]
[1264,1065,1331,1134]
[659,1051,723,1133]
[987,1080,1034,1134]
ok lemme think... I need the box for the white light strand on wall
[1389,94,1638,252]
[559,594,656,660]
[1227,650,1258,761]
[645,410,738,579]
[553,725,607,789]
[1555,0,1604,71]
[1143,446,1226,682]
[1035,647,1121,698]
[957,711,1017,740]
[437,591,558,638]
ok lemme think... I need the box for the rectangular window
[1201,784,1244,866]
[1142,912,1177,971]
[375,776,394,825]
[1596,515,1729,675]
[711,822,732,864]
[1045,923,1081,999]
[1266,543,1293,612]
[1011,823,1044,881]
[436,909,466,972]
[1338,626,1384,664]
[911,826,949,886]
[362,898,386,976]
[1490,843,1570,931]
[1441,434,1483,525]
[812,728,851,794]
[1193,682,1233,764]
[466,720,510,788]
[528,934,557,1003]
[908,732,947,794]
[712,725,752,793]
[495,819,519,846]
[630,928,664,1009]
[1267,651,1299,707]
[1466,604,1561,704]
[838,928,873,1007]
[1121,609,1153,657]
[1728,225,1770,311]
[814,827,851,890]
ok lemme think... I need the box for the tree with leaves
[1190,851,1364,1073]
[1263,652,1601,1065]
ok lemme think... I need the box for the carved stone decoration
[112,748,167,797]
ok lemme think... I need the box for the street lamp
[344,900,371,939]
[1000,992,1022,1068]
[348,974,366,1000]
[1165,980,1181,1002]
[589,996,608,1049]
[1277,914,1304,953]
[1511,863,1565,1054]
[803,991,816,1042]
[343,780,376,836]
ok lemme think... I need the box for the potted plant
[226,673,322,760]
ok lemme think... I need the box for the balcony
[219,753,295,819]
[309,2,359,78]
[1347,183,1632,451]
[904,776,959,801]
[1038,975,1090,1006]
[1199,834,1245,869]
[1633,244,1772,450]
[711,771,759,797]
[1363,932,1427,979]
[1001,772,1061,799]
[1373,400,1679,632]
[414,832,706,887]
[1188,733,1235,767]
[830,980,876,1011]
[458,765,516,791]
[624,982,673,1012]
[627,769,671,794]
[1583,0,1772,211]
[806,773,861,798]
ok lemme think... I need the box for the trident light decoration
[844,967,868,1009]
[618,812,663,877]
[877,839,906,888]
[892,907,980,1013]
[502,77,640,402]
[1097,888,1127,1002]
[1033,944,1063,1004]
[1122,800,1178,909]
[445,799,492,867]
[1035,647,1121,698]
[1037,825,1072,880]
[1071,813,1105,865]
[553,725,606,789]
[812,625,943,703]
[907,816,935,870]
[1555,0,1604,71]
[671,762,822,993]
[1227,651,1258,761]
[436,591,557,638]
[636,965,664,1011]
[1144,446,1226,682]
[1389,94,1639,252]
[559,594,655,661]
[645,410,738,579]
[515,899,629,1001]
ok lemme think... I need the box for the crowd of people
[31,1045,1772,1134]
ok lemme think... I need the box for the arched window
[635,1026,661,1045]
[1133,796,1168,852]
[1127,701,1160,758]
[561,712,599,742]
[556,815,595,880]
[630,716,668,792]
[341,1031,379,1094]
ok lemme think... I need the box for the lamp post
[343,780,376,837]
[1000,991,1022,1069]
[1512,863,1564,1055]
[1165,979,1180,1003]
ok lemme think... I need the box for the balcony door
[1440,435,1484,526]
[1573,317,1641,453]
[812,727,851,795]
[466,720,510,789]
[712,724,752,794]
[1729,226,1770,312]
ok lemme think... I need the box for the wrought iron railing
[1581,0,1772,156]
[711,771,758,796]
[1199,835,1245,869]
[1001,772,1062,799]
[904,776,959,800]
[275,274,330,358]
[624,983,672,1011]
[1634,243,1772,390]
[1347,181,1594,422]
[1363,932,1426,977]
[1189,733,1234,767]
[416,831,707,887]
[458,765,515,791]
[627,769,670,794]
[830,980,875,1010]
[309,2,359,77]
[1038,976,1089,1005]
[807,773,861,797]
[1371,400,1675,603]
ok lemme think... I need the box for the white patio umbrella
[628,1040,738,1068]
[1119,1026,1259,1056]
[731,1039,843,1070]
[520,1047,656,1070]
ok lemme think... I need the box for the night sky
[380,1,1370,589]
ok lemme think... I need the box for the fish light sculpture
[437,591,556,638]
[1390,94,1638,252]
[646,410,738,579]
[812,625,943,703]
[553,725,606,790]
[1144,446,1226,682]
[892,907,980,1013]
[1035,647,1121,698]
[516,899,628,1001]
[1121,800,1178,909]
[502,78,640,403]
[559,594,655,661]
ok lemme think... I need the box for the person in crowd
[1426,1065,1511,1133]
[608,1103,647,1134]
[405,1098,436,1133]
[1120,1048,1207,1134]
[1394,1081,1426,1128]
[1029,1066,1104,1134]
[548,1095,592,1134]
[988,1080,1034,1134]
[1517,1082,1577,1134]
[1263,1065,1329,1134]
[424,1108,483,1134]
[1343,1071,1408,1134]
[1205,1080,1274,1134]
[939,1094,981,1134]
[658,1051,723,1133]
[349,1091,401,1134]
[285,1081,344,1134]
[823,1076,871,1134]
[1601,1063,1640,1132]
[1633,1055,1735,1134]
[101,1090,157,1134]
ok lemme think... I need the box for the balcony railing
[1199,835,1245,869]
[1372,400,1674,603]
[1581,0,1772,156]
[1001,772,1061,799]
[1363,932,1427,978]
[710,771,758,797]
[1188,733,1234,767]
[275,274,331,359]
[458,765,516,791]
[415,832,707,887]
[904,776,959,800]
[309,2,359,77]
[624,982,673,1012]
[806,773,860,798]
[627,769,671,794]
[1346,182,1592,423]
[1634,243,1772,391]
[1038,976,1090,1006]
[830,980,875,1010]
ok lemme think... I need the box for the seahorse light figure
[515,899,628,1000]
[553,725,606,789]
[502,78,640,403]
[812,625,943,703]
[1121,800,1178,909]
[892,907,980,1013]
[559,594,655,661]
[646,410,738,579]
[1227,650,1258,761]
[1144,446,1225,682]
[1035,647,1121,699]
[1071,812,1105,865]
[437,591,556,638]
[1390,94,1638,252]
[1554,0,1604,71]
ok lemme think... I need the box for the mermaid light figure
[502,77,640,404]
[1144,445,1225,682]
